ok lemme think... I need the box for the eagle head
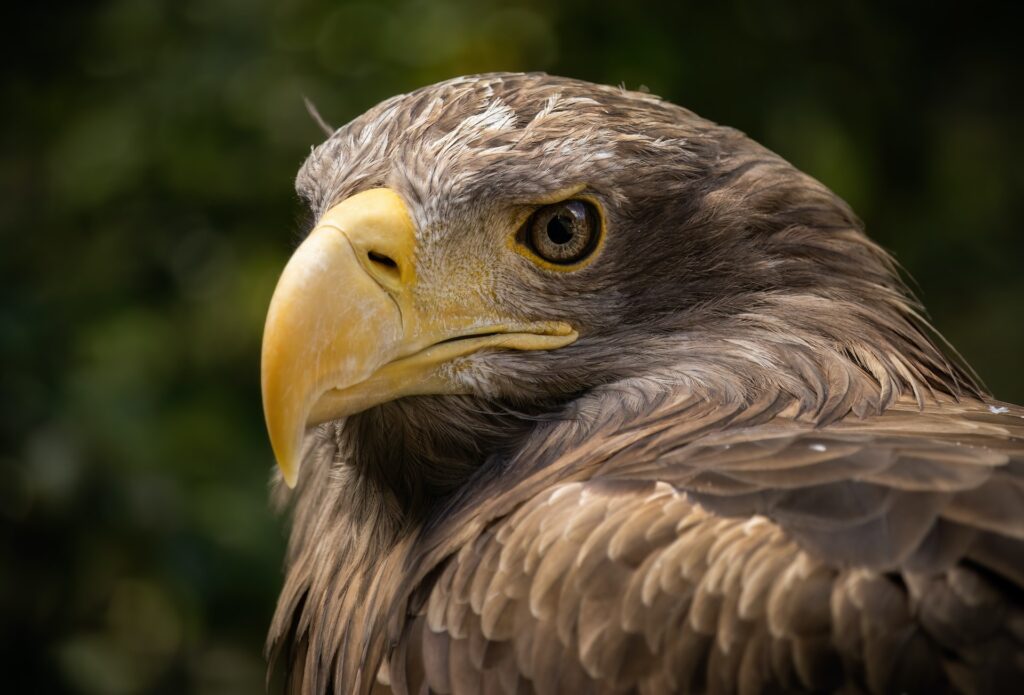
[263,73,970,494]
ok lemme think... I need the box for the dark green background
[2,1,1021,692]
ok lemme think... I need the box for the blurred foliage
[1,0,1021,692]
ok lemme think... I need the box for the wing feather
[385,396,1024,692]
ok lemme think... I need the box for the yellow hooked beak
[260,188,577,486]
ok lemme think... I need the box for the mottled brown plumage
[266,73,1024,694]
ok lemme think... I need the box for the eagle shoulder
[385,397,1024,694]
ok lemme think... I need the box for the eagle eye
[523,200,600,266]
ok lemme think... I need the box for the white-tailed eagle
[259,73,1024,694]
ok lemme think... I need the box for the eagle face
[263,73,963,488]
[260,74,1021,695]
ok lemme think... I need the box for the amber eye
[523,200,600,265]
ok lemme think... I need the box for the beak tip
[270,437,301,489]
[280,464,299,489]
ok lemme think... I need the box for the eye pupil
[546,216,574,245]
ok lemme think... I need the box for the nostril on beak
[364,250,402,289]
[367,251,398,270]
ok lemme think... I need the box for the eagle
[259,73,1024,694]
